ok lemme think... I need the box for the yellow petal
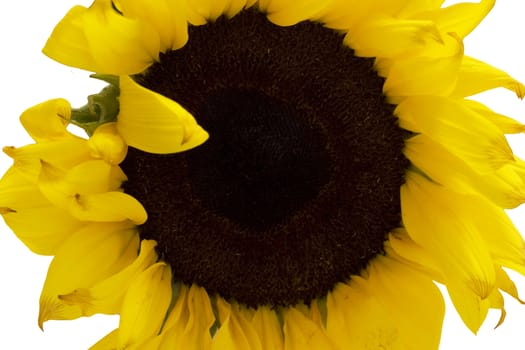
[187,0,232,22]
[283,307,338,350]
[211,299,262,350]
[118,0,189,51]
[58,239,158,316]
[453,56,525,98]
[467,198,525,274]
[251,307,284,350]
[383,33,463,102]
[404,134,525,208]
[224,0,252,18]
[264,0,332,26]
[89,123,128,165]
[416,0,495,38]
[90,328,119,350]
[19,99,72,142]
[396,96,513,173]
[368,254,445,350]
[118,263,172,348]
[494,267,524,304]
[70,191,147,224]
[388,229,444,282]
[325,280,403,350]
[0,167,83,255]
[39,159,122,200]
[117,76,209,154]
[344,16,442,58]
[446,280,490,333]
[4,206,83,256]
[463,99,525,134]
[39,221,139,327]
[159,284,214,350]
[43,1,159,75]
[401,171,496,300]
[4,138,92,181]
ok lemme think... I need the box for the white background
[1,1,525,349]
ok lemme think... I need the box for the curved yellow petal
[89,123,128,165]
[396,96,513,173]
[118,0,189,51]
[19,99,72,142]
[38,159,125,208]
[453,56,525,98]
[70,191,147,224]
[463,99,525,134]
[368,254,445,350]
[43,0,159,75]
[416,0,495,38]
[90,329,119,350]
[401,171,496,300]
[383,33,463,102]
[118,263,172,348]
[264,0,332,26]
[326,280,403,349]
[284,307,338,350]
[0,167,82,255]
[4,138,92,181]
[211,299,262,350]
[118,76,209,154]
[404,135,525,208]
[4,206,83,256]
[193,0,231,21]
[388,229,444,282]
[159,284,214,350]
[58,239,158,316]
[494,267,524,304]
[344,16,442,58]
[446,280,490,333]
[39,221,139,327]
[251,306,284,350]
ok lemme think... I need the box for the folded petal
[368,254,445,350]
[118,263,172,348]
[58,239,158,316]
[404,134,525,208]
[88,123,128,165]
[70,191,147,224]
[396,96,513,173]
[416,0,495,38]
[284,307,338,350]
[43,0,160,75]
[19,99,72,142]
[159,284,214,350]
[401,171,496,300]
[0,167,83,255]
[211,299,262,350]
[453,56,525,98]
[264,0,332,26]
[344,16,442,58]
[463,99,525,134]
[39,221,139,327]
[4,138,92,181]
[118,0,189,51]
[251,306,284,350]
[383,33,463,102]
[117,76,209,154]
[326,279,403,349]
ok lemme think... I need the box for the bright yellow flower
[2,0,525,349]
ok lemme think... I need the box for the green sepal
[70,75,120,136]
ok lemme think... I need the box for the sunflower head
[2,0,525,349]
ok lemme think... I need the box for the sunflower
[2,0,525,348]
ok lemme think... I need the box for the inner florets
[121,9,409,307]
